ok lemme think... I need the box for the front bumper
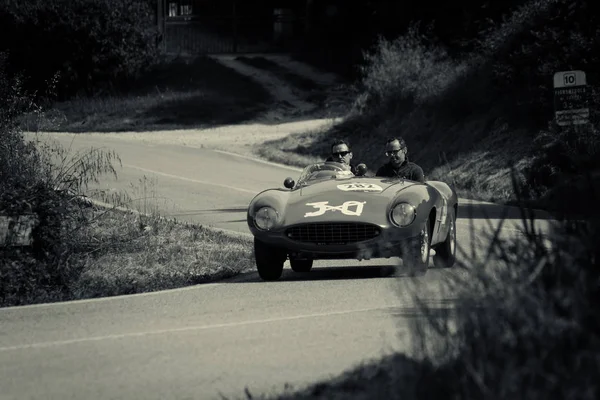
[249,223,423,260]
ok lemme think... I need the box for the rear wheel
[433,208,457,268]
[254,238,287,281]
[290,258,313,273]
[400,216,431,276]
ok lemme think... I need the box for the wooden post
[156,0,166,53]
[232,1,238,53]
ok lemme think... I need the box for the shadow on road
[222,264,450,283]
[459,202,554,220]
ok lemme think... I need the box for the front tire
[290,259,313,273]
[254,238,287,281]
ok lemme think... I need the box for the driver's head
[330,139,353,165]
[384,137,408,167]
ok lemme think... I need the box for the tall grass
[357,25,471,110]
[1,58,255,307]
[1,57,124,304]
[403,172,600,400]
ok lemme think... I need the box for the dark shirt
[375,160,425,182]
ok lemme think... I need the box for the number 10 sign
[553,70,589,126]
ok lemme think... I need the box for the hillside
[256,0,599,215]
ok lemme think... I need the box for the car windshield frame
[295,162,354,188]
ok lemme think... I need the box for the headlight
[254,207,279,230]
[390,202,416,227]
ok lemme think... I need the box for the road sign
[553,70,589,126]
[0,214,38,247]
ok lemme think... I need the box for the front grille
[285,223,380,245]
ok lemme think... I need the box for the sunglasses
[332,151,350,157]
[385,149,404,157]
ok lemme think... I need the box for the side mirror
[283,177,295,189]
[355,163,368,176]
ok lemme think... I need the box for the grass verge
[1,200,254,307]
[18,55,273,133]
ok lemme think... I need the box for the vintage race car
[246,162,458,281]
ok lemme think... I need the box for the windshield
[295,162,354,187]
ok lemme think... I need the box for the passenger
[375,137,425,182]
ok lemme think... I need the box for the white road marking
[123,164,259,194]
[0,306,394,352]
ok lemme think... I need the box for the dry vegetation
[1,54,258,308]
[0,126,255,307]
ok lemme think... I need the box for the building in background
[158,0,312,54]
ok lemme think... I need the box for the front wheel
[290,258,313,273]
[254,238,287,281]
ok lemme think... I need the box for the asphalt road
[1,133,555,400]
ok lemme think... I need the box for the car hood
[279,177,420,226]
[297,177,417,197]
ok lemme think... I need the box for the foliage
[0,0,159,99]
[474,0,600,124]
[407,173,600,400]
[357,24,470,111]
[0,53,121,305]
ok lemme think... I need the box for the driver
[325,139,359,175]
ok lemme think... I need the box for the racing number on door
[304,201,366,217]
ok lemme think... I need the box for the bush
[358,24,470,110]
[255,182,600,400]
[0,0,159,99]
[1,54,121,305]
[407,174,600,400]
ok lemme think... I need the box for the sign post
[553,70,589,126]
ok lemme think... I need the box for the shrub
[0,0,159,99]
[407,174,600,400]
[1,54,121,305]
[357,24,470,111]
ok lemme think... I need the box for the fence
[159,1,305,55]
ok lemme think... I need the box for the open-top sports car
[246,162,458,281]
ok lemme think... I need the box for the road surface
[0,133,555,400]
